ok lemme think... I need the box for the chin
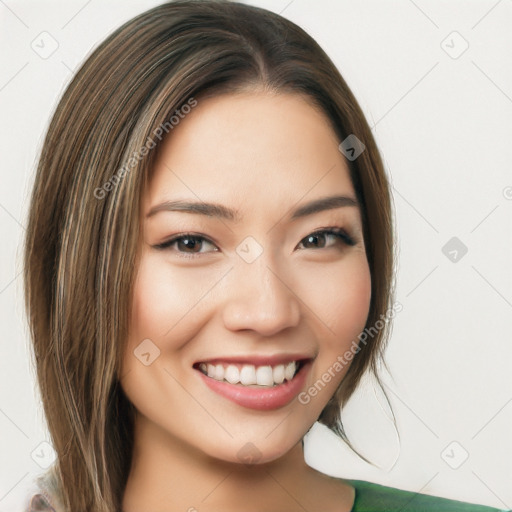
[205,430,304,466]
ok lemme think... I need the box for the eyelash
[154,227,356,259]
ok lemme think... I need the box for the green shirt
[27,475,510,511]
[347,479,510,511]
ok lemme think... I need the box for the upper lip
[194,353,315,367]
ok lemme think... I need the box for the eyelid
[153,232,218,256]
[304,226,356,247]
[153,226,358,257]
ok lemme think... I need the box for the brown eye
[298,228,355,250]
[155,234,218,256]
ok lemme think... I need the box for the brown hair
[23,1,395,510]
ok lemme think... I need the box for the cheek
[296,257,371,407]
[300,255,372,344]
[126,253,215,349]
[120,254,210,417]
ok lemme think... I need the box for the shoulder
[345,479,511,512]
[24,493,57,512]
[22,469,64,512]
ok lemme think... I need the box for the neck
[122,412,317,512]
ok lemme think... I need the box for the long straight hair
[23,1,395,510]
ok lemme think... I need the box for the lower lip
[196,361,311,411]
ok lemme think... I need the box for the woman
[22,1,509,511]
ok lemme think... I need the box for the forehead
[145,91,355,215]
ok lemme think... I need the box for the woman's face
[120,90,371,464]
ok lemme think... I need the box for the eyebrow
[146,194,358,221]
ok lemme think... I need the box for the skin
[120,90,372,512]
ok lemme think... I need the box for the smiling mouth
[193,359,308,388]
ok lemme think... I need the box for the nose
[221,255,301,336]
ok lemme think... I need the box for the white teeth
[272,364,285,384]
[240,365,257,385]
[199,361,300,387]
[284,361,296,381]
[256,365,273,386]
[224,365,240,384]
[214,364,224,381]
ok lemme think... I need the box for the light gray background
[1,0,511,510]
